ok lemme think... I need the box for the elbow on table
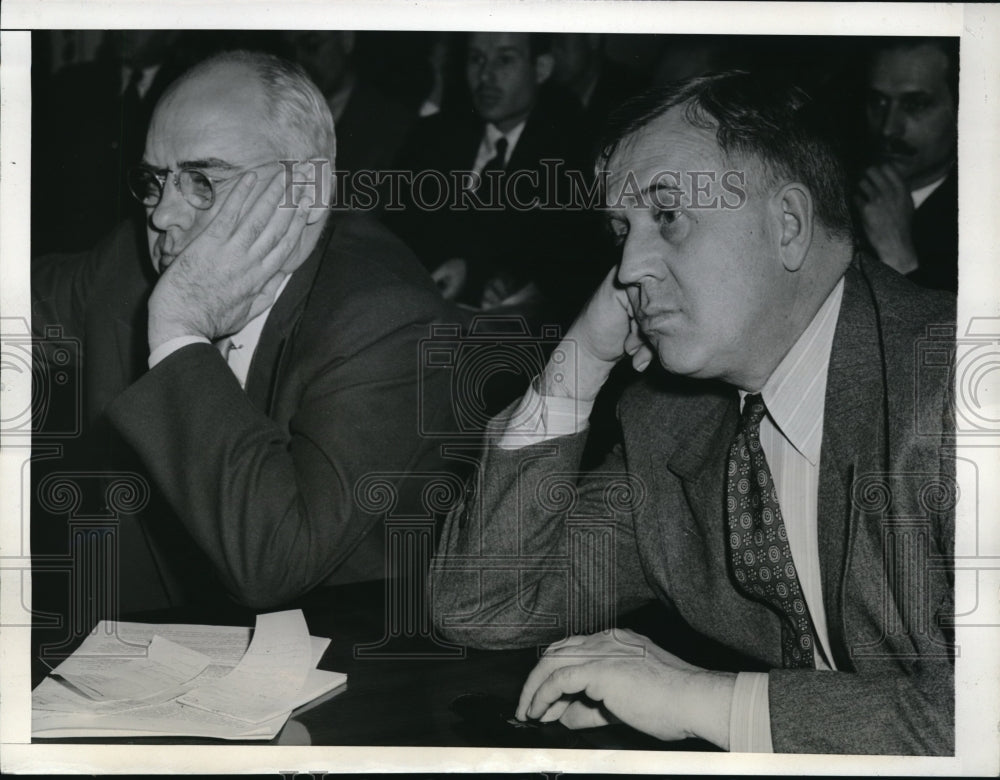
[224,565,316,611]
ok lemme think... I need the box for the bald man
[32,51,456,615]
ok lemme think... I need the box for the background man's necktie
[476,136,509,199]
[726,393,817,668]
[481,136,509,174]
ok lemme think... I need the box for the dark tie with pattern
[726,393,817,668]
[476,136,508,198]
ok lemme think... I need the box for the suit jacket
[909,169,958,293]
[385,89,608,322]
[430,256,956,754]
[32,212,458,613]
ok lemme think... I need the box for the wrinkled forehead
[145,63,276,164]
[604,107,729,207]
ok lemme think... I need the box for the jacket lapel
[665,384,739,539]
[243,223,334,412]
[817,260,886,670]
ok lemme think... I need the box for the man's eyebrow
[177,158,237,171]
[643,182,684,197]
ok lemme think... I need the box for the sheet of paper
[32,698,290,740]
[177,609,313,724]
[52,635,210,702]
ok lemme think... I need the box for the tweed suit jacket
[32,212,457,613]
[431,255,956,754]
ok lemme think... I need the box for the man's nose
[617,228,664,286]
[878,102,905,139]
[149,176,197,234]
[479,59,498,86]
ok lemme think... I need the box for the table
[31,579,717,751]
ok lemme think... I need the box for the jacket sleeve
[430,406,658,650]
[31,220,144,345]
[106,291,453,608]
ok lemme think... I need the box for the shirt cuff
[497,382,594,450]
[728,672,773,753]
[148,336,211,369]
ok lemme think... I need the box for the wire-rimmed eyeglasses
[126,161,277,211]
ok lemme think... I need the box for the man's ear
[534,52,554,85]
[288,160,332,225]
[775,183,813,272]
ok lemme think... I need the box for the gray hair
[172,49,337,164]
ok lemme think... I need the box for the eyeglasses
[126,161,277,211]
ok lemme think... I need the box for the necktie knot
[740,393,768,432]
[482,136,508,173]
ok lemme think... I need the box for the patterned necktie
[726,393,817,668]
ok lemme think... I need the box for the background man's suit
[386,89,609,322]
[32,212,457,615]
[910,170,958,293]
[431,257,955,754]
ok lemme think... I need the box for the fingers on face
[206,170,258,239]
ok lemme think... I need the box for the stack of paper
[32,609,346,740]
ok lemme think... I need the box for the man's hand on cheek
[147,168,314,352]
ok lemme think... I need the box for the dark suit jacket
[32,212,457,613]
[385,90,608,323]
[431,256,955,754]
[909,169,958,293]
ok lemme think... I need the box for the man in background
[280,30,416,175]
[856,37,958,291]
[387,32,602,323]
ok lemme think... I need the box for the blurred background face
[281,30,354,96]
[550,33,596,87]
[865,43,957,188]
[465,32,543,132]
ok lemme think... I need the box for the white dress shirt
[120,64,161,99]
[148,274,293,389]
[911,174,948,210]
[499,278,846,753]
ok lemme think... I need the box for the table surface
[31,579,717,751]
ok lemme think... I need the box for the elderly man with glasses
[31,51,456,614]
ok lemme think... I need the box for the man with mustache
[855,38,958,292]
[31,50,455,616]
[431,72,955,754]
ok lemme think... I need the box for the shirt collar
[485,120,526,161]
[227,273,294,352]
[743,278,845,466]
[911,174,948,209]
[121,64,161,99]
